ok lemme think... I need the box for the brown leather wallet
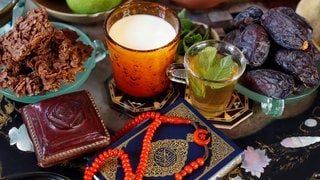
[20,90,110,167]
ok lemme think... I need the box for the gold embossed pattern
[145,139,188,177]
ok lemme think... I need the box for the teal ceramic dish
[0,0,24,34]
[0,0,18,27]
[0,22,107,103]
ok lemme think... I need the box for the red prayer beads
[174,157,206,180]
[83,112,210,180]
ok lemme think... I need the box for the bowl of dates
[224,6,320,117]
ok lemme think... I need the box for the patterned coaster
[184,86,253,129]
[105,76,180,118]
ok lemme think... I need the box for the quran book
[91,98,243,179]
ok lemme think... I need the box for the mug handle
[93,40,108,63]
[166,63,187,84]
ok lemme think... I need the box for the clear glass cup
[104,1,181,98]
[167,40,246,118]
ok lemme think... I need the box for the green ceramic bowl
[0,22,107,103]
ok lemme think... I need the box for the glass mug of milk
[104,1,181,98]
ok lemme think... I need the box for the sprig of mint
[177,9,211,55]
[190,46,234,97]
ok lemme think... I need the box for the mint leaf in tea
[189,46,238,97]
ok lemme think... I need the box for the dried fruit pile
[224,6,320,99]
[0,8,93,97]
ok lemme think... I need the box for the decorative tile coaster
[105,76,180,118]
[184,86,253,129]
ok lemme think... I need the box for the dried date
[223,29,241,46]
[274,48,319,88]
[261,7,312,50]
[242,69,295,99]
[232,6,264,29]
[224,24,270,68]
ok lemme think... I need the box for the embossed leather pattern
[20,90,110,167]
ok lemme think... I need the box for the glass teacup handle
[260,97,284,117]
[166,63,187,84]
[93,40,108,63]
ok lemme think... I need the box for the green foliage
[177,9,211,55]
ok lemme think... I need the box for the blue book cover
[90,98,243,179]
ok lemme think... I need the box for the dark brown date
[232,6,264,29]
[241,69,295,99]
[223,29,241,47]
[261,7,313,50]
[224,24,270,68]
[274,48,319,88]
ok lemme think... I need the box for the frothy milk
[109,14,177,50]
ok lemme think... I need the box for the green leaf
[178,9,194,31]
[177,8,187,19]
[177,8,216,56]
[205,55,233,81]
[184,33,203,44]
[193,47,234,89]
[198,47,217,66]
[189,76,206,98]
[189,46,235,96]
